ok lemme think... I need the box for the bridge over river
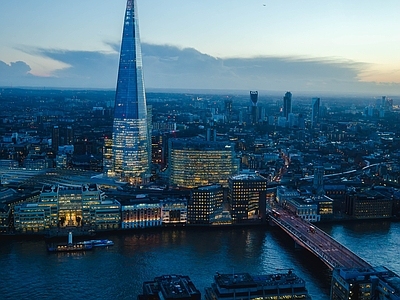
[268,207,371,270]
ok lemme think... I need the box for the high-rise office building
[250,91,258,125]
[311,97,320,128]
[111,0,150,184]
[52,125,74,154]
[224,98,233,122]
[65,126,74,145]
[52,126,60,153]
[283,91,292,119]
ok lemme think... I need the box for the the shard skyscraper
[111,0,150,184]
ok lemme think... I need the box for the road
[270,207,371,270]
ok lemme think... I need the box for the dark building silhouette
[250,91,258,125]
[283,91,292,119]
[311,97,320,128]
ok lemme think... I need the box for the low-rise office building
[14,203,52,233]
[276,186,300,203]
[90,200,121,230]
[121,196,162,229]
[345,189,392,219]
[314,195,334,220]
[161,198,187,225]
[13,184,120,233]
[285,197,320,222]
[228,173,268,223]
[188,185,224,225]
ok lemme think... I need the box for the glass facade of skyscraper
[112,0,150,183]
[168,138,239,189]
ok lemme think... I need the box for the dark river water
[1,220,399,300]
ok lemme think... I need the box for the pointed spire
[111,0,150,184]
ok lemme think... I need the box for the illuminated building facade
[121,198,162,229]
[168,138,239,189]
[90,200,121,230]
[228,173,268,223]
[111,0,150,184]
[313,195,334,220]
[103,136,113,176]
[38,185,59,228]
[14,184,120,233]
[151,133,164,166]
[14,204,51,233]
[188,185,224,225]
[161,198,187,225]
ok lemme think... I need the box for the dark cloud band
[0,43,399,94]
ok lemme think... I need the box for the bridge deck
[269,208,371,270]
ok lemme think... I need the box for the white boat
[90,239,114,247]
[78,239,114,247]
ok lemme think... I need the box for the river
[0,220,399,299]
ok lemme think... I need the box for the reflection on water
[0,222,399,299]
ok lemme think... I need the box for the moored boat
[47,232,93,252]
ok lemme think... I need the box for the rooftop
[141,275,201,299]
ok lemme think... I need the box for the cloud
[36,49,118,87]
[1,43,400,94]
[140,44,383,94]
[0,61,32,86]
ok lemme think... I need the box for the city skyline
[1,0,400,94]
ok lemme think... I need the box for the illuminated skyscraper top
[111,0,150,183]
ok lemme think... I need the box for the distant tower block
[52,126,60,153]
[313,166,325,195]
[283,92,292,119]
[250,91,258,105]
[111,0,151,184]
[224,98,233,122]
[250,91,258,125]
[311,97,320,128]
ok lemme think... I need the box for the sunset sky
[1,0,399,94]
